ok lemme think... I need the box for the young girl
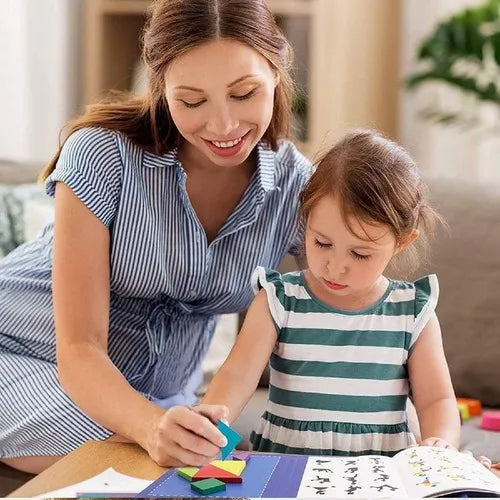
[201,129,461,456]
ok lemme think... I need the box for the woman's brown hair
[300,129,444,276]
[40,0,294,181]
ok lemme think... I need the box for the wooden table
[8,441,165,498]
[9,441,500,497]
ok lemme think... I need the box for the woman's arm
[407,312,460,448]
[53,183,225,466]
[201,289,277,422]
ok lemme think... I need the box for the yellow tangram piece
[210,459,246,476]
[177,467,199,481]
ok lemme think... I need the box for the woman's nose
[205,105,238,137]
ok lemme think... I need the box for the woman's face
[165,38,279,170]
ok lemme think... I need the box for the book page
[296,455,407,498]
[394,446,500,497]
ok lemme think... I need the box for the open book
[295,446,500,498]
[138,446,500,498]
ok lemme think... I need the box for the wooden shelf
[82,0,402,158]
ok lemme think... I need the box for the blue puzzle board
[138,454,308,497]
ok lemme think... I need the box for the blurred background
[0,0,499,484]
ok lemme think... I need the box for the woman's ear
[396,229,419,254]
[273,70,280,88]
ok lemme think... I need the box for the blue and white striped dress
[0,127,311,458]
[251,267,439,457]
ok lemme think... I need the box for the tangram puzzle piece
[211,459,246,476]
[177,467,199,481]
[217,419,242,460]
[232,452,251,462]
[193,463,242,483]
[191,478,226,495]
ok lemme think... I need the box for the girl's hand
[418,436,456,449]
[145,404,229,467]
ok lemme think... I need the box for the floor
[0,462,34,497]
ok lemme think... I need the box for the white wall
[400,0,500,184]
[0,0,81,165]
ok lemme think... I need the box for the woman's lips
[204,131,250,157]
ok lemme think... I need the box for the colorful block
[191,478,226,495]
[457,397,482,416]
[217,419,242,460]
[177,467,199,481]
[211,459,246,476]
[193,463,243,483]
[458,402,470,421]
[481,411,500,431]
[233,452,251,462]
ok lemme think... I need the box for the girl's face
[305,195,405,305]
[165,38,279,170]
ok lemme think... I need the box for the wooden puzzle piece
[193,463,243,483]
[177,467,199,482]
[211,459,246,476]
[190,478,226,495]
[217,419,242,460]
[233,452,251,462]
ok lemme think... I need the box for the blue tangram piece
[217,419,242,460]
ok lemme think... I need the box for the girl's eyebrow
[310,225,379,250]
[174,74,260,92]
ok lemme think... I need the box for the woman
[0,0,311,473]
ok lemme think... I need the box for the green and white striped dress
[250,266,439,457]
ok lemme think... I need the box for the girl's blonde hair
[300,129,443,276]
[40,0,294,181]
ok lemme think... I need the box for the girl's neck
[304,270,390,312]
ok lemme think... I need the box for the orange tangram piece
[193,464,243,483]
[456,398,482,417]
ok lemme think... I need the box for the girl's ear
[395,229,419,254]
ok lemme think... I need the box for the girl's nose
[327,258,347,278]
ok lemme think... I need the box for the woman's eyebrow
[174,74,260,92]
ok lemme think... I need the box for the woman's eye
[352,251,370,260]
[314,239,331,249]
[232,89,256,101]
[181,100,205,108]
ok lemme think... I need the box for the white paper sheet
[38,467,153,498]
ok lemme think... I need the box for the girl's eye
[232,89,256,101]
[181,100,205,108]
[352,251,370,260]
[314,239,331,249]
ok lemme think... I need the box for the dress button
[190,289,197,298]
[196,232,201,242]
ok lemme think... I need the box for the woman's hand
[144,404,229,467]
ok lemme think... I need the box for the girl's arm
[201,288,278,422]
[407,312,460,448]
[53,183,226,466]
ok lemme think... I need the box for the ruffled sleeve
[251,266,287,332]
[411,274,439,349]
[45,127,123,228]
